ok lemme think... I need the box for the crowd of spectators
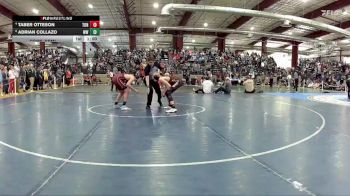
[2,47,350,97]
[93,49,156,75]
[298,58,350,90]
[49,48,350,91]
[93,49,279,83]
[0,48,78,96]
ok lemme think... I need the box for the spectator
[35,67,44,90]
[56,67,64,88]
[26,64,35,91]
[293,70,299,92]
[2,66,8,94]
[214,77,232,94]
[193,76,214,94]
[19,65,26,92]
[83,74,91,86]
[65,68,72,86]
[43,68,49,89]
[269,74,273,88]
[91,74,99,86]
[8,65,16,94]
[14,64,20,93]
[243,74,255,93]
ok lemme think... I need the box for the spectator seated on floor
[308,81,320,89]
[91,74,102,86]
[91,74,97,86]
[243,74,255,93]
[214,77,232,94]
[83,74,91,85]
[193,76,214,94]
[255,75,262,85]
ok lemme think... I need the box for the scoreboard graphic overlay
[12,16,100,42]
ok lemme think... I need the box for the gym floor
[0,85,349,195]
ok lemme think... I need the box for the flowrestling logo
[321,9,348,16]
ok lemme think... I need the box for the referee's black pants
[147,79,162,106]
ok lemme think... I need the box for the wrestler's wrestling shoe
[165,108,177,113]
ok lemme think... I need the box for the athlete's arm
[125,74,138,93]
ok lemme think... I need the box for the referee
[145,56,163,109]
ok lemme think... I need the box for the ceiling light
[250,27,255,30]
[192,39,195,43]
[203,22,208,27]
[112,45,116,48]
[152,20,156,25]
[76,46,80,49]
[108,38,112,42]
[186,46,189,49]
[288,32,293,35]
[100,21,104,25]
[281,20,292,28]
[295,24,316,31]
[32,8,39,14]
[34,42,39,45]
[88,3,93,9]
[150,38,154,42]
[150,45,153,48]
[153,2,159,8]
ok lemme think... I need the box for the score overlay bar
[12,35,100,42]
[12,16,100,42]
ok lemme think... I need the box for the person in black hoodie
[145,56,163,109]
[2,66,9,94]
[34,67,44,90]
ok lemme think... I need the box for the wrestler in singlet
[158,73,183,113]
[112,72,137,111]
[166,74,183,96]
[112,73,128,91]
